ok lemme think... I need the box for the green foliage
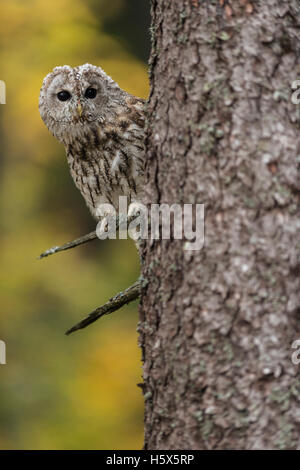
[0,0,149,449]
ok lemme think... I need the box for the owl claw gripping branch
[38,64,147,333]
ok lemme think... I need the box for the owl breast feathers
[39,63,146,218]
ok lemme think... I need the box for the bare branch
[65,279,143,335]
[38,214,138,260]
[38,230,97,259]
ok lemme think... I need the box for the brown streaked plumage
[39,63,146,218]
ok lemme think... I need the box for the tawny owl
[39,64,146,220]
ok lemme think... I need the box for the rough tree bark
[139,0,300,450]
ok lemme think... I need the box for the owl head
[39,63,125,142]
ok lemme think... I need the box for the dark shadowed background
[0,0,150,449]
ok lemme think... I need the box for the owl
[39,64,146,220]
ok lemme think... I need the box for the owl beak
[77,103,83,118]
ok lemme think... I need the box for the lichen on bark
[139,0,300,450]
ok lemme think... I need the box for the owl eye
[85,87,97,99]
[57,90,71,101]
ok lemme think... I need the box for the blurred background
[0,0,150,449]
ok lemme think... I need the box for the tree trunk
[139,0,300,450]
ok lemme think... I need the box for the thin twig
[65,279,143,335]
[38,230,97,259]
[38,214,138,260]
